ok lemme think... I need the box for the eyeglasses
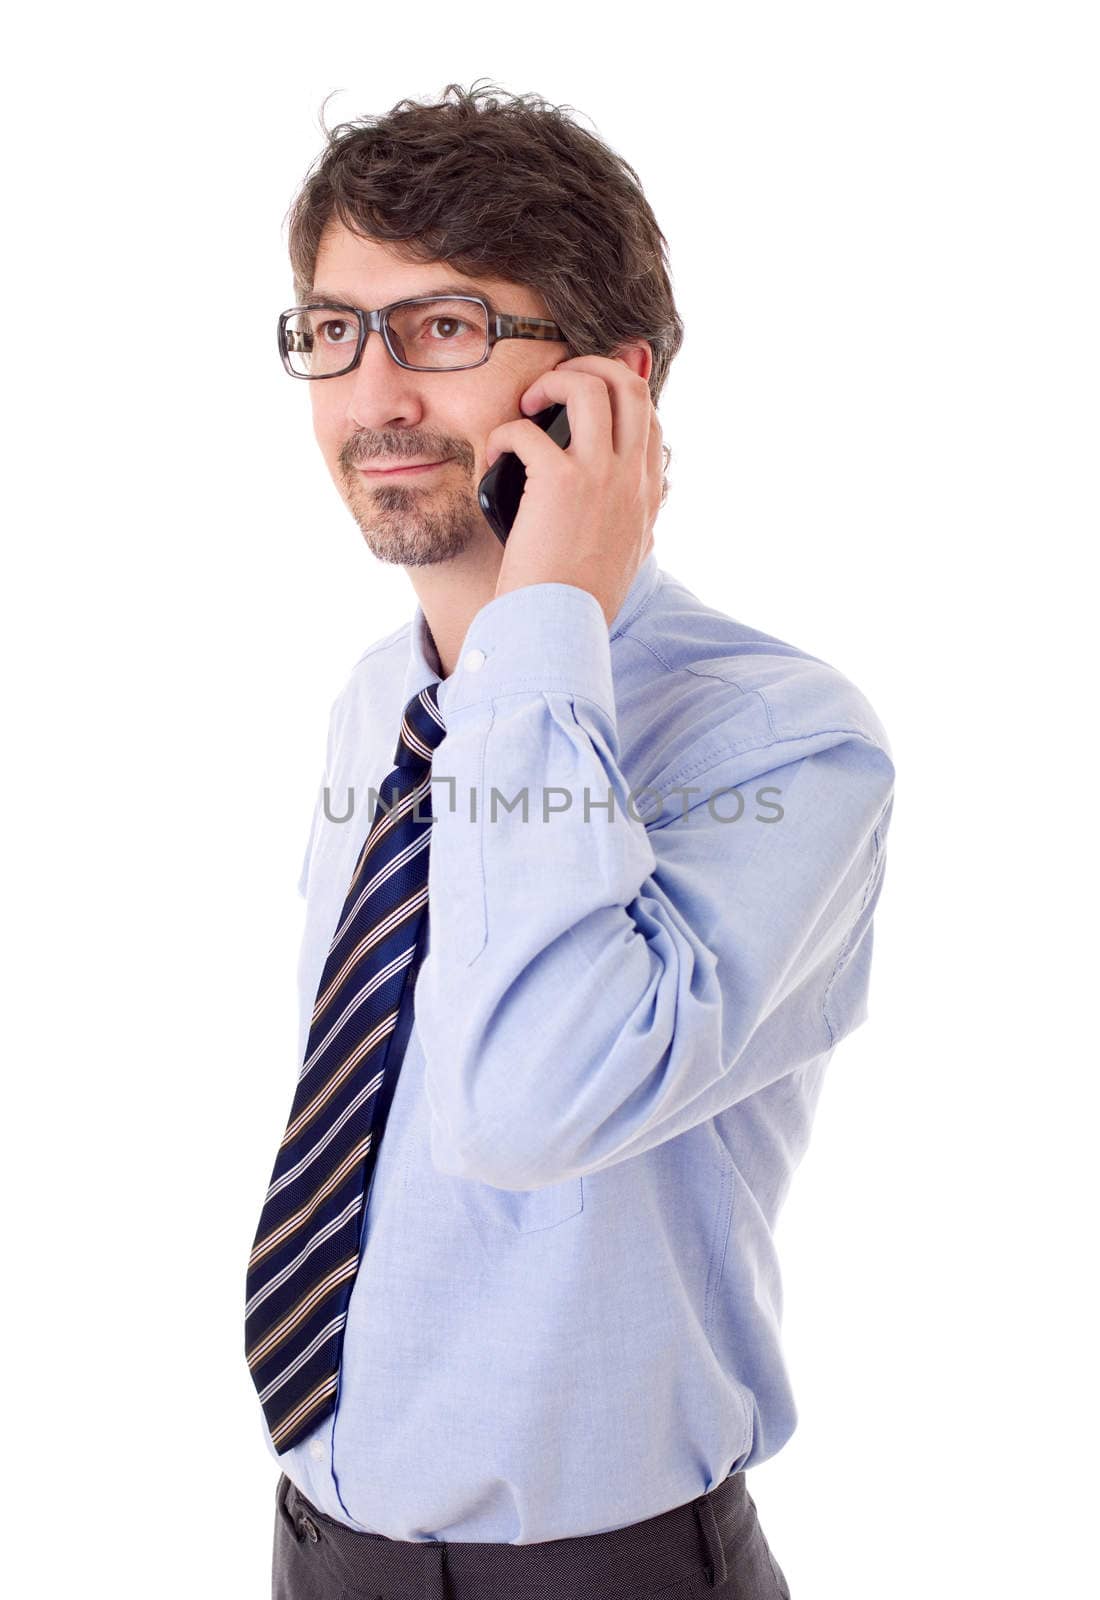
[277,294,568,379]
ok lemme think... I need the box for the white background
[4,3,1096,1595]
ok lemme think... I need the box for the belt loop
[694,1494,728,1589]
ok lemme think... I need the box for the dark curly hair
[285,79,682,503]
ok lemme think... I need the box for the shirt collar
[401,547,661,708]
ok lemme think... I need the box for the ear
[612,340,653,384]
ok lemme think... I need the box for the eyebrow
[304,283,496,308]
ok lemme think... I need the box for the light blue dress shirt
[260,547,895,1543]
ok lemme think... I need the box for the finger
[646,406,665,511]
[526,356,652,461]
[483,417,570,473]
[517,369,612,465]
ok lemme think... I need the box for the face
[304,219,571,568]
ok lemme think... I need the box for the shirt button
[309,1439,325,1462]
[463,648,486,672]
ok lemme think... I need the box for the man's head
[284,80,682,569]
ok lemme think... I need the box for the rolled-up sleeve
[416,581,895,1190]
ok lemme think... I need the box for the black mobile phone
[477,402,571,545]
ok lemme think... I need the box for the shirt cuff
[444,581,615,715]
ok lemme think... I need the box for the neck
[406,538,505,680]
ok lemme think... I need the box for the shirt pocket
[456,1174,584,1234]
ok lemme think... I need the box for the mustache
[342,440,470,471]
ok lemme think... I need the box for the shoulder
[614,566,895,810]
[321,618,414,754]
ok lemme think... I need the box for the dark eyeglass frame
[277,293,569,379]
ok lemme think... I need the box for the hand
[483,355,664,630]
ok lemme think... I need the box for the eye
[317,318,357,345]
[426,316,472,340]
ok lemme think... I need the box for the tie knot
[394,681,447,769]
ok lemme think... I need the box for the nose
[343,327,426,431]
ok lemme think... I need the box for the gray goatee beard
[344,477,486,568]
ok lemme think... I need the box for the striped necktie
[244,681,446,1455]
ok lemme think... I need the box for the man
[246,81,895,1600]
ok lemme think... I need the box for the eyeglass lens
[283,298,490,375]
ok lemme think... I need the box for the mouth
[357,459,452,478]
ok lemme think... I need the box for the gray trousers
[273,1468,792,1599]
